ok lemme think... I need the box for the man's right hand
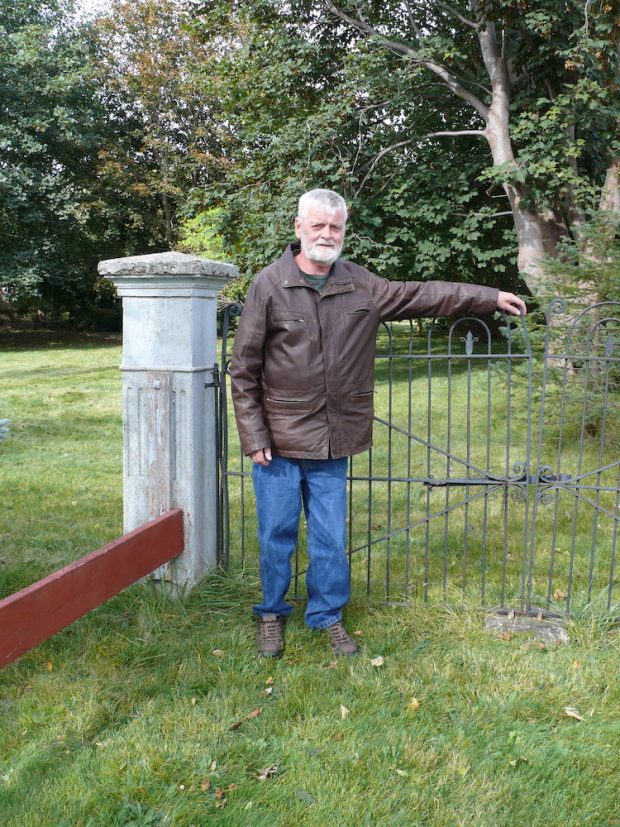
[251,447,272,466]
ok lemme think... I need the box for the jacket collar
[280,243,355,294]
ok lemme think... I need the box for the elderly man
[230,188,526,658]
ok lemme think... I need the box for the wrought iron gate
[216,300,620,616]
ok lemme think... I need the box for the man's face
[294,204,346,266]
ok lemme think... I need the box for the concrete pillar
[99,252,238,589]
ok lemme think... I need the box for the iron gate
[216,299,620,616]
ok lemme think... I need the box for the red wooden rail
[0,508,184,669]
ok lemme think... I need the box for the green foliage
[185,2,519,288]
[0,0,229,325]
[177,207,225,259]
[0,0,109,317]
[183,0,618,294]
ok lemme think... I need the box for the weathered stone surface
[484,612,570,645]
[98,251,237,280]
[103,251,236,589]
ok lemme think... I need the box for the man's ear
[294,216,302,239]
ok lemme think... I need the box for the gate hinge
[204,363,220,389]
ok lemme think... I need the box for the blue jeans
[252,456,349,629]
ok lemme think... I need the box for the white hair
[298,189,348,222]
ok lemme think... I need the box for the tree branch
[402,0,425,42]
[435,1,477,29]
[323,1,489,120]
[452,211,513,218]
[355,139,413,196]
[421,130,487,138]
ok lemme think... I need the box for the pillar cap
[98,251,238,280]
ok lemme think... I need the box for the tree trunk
[600,157,620,214]
[475,14,550,294]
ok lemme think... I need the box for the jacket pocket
[350,389,373,402]
[345,303,371,316]
[264,395,313,411]
[271,310,307,323]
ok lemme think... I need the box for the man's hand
[251,447,272,466]
[496,291,527,316]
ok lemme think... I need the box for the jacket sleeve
[369,273,499,322]
[229,279,271,456]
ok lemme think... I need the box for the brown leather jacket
[230,243,498,459]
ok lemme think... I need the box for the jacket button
[283,280,288,285]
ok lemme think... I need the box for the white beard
[302,238,343,266]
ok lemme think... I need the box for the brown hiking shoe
[327,621,359,656]
[257,613,286,658]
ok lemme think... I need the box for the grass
[1,334,620,826]
[0,333,123,591]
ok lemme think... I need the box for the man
[230,188,526,658]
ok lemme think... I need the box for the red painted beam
[0,508,184,669]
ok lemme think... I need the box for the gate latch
[423,470,572,490]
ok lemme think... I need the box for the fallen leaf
[212,649,225,657]
[213,783,237,799]
[257,766,278,781]
[178,784,186,791]
[46,661,53,672]
[395,768,408,777]
[210,760,217,771]
[229,707,263,730]
[191,697,197,706]
[564,706,585,721]
[538,642,546,651]
[353,630,364,637]
[371,656,385,667]
[263,687,273,696]
[265,676,274,686]
[340,705,350,720]
[407,697,420,712]
[572,660,582,670]
[333,732,343,741]
[553,589,567,601]
[500,631,512,641]
[200,778,211,792]
[328,660,338,669]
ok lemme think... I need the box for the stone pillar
[99,252,238,589]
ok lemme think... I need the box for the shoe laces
[328,622,350,643]
[260,616,283,642]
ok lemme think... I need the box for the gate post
[99,252,237,590]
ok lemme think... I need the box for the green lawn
[1,335,619,826]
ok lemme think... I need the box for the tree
[93,0,230,249]
[0,0,110,317]
[187,0,520,292]
[323,0,620,294]
[186,1,618,297]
